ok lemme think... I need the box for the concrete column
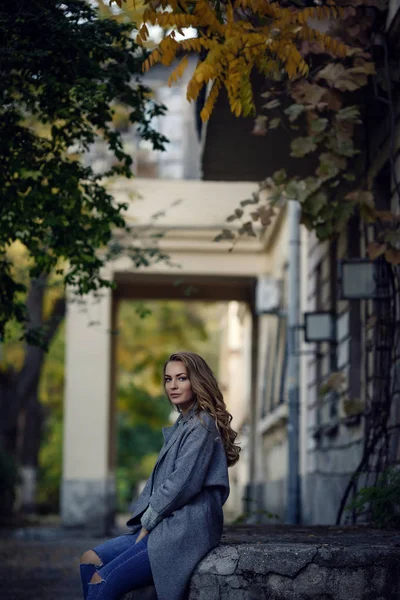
[248,310,260,514]
[61,284,116,534]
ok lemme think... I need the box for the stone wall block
[294,562,330,597]
[224,575,244,589]
[188,573,220,600]
[265,572,297,599]
[314,545,399,568]
[197,546,239,575]
[220,585,267,600]
[334,568,369,600]
[238,544,317,577]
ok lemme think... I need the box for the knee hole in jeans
[80,549,103,567]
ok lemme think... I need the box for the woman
[80,351,240,600]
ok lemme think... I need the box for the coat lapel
[157,403,198,464]
[162,422,178,444]
[157,421,181,464]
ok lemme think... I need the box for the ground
[0,536,103,600]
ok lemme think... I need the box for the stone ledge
[124,524,400,600]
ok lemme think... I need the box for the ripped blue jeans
[80,530,153,600]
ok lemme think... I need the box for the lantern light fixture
[339,258,390,300]
[303,311,337,343]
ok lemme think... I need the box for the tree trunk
[0,276,65,515]
[0,367,18,456]
[0,368,18,517]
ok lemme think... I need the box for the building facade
[61,3,400,531]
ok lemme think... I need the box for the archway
[61,178,271,532]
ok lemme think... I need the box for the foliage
[129,0,346,120]
[345,466,400,529]
[117,0,400,255]
[217,0,400,257]
[0,0,167,342]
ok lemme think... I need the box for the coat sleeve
[140,425,216,531]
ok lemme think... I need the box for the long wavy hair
[163,351,241,467]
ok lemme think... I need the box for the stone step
[122,524,400,600]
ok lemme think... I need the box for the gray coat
[126,401,230,600]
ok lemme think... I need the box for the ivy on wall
[118,0,400,259]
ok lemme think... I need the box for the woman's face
[164,361,194,411]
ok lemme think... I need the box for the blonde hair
[164,351,241,467]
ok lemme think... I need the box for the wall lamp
[303,311,337,343]
[338,258,390,301]
[255,276,282,315]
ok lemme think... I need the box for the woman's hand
[134,527,149,544]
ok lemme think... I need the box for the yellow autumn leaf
[112,0,346,121]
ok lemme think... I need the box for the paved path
[0,536,105,600]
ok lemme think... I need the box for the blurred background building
[62,16,400,531]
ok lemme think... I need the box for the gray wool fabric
[126,402,230,600]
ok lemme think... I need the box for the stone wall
[190,542,399,600]
[124,524,400,600]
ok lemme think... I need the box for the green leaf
[327,131,360,157]
[285,180,303,201]
[226,208,244,222]
[290,137,317,158]
[238,221,257,237]
[336,106,361,123]
[343,173,356,181]
[284,104,304,122]
[19,169,41,181]
[263,99,280,110]
[272,169,287,185]
[269,117,281,129]
[310,118,328,133]
[291,81,326,107]
[317,152,346,179]
[240,196,259,207]
[214,229,235,242]
[305,191,328,215]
